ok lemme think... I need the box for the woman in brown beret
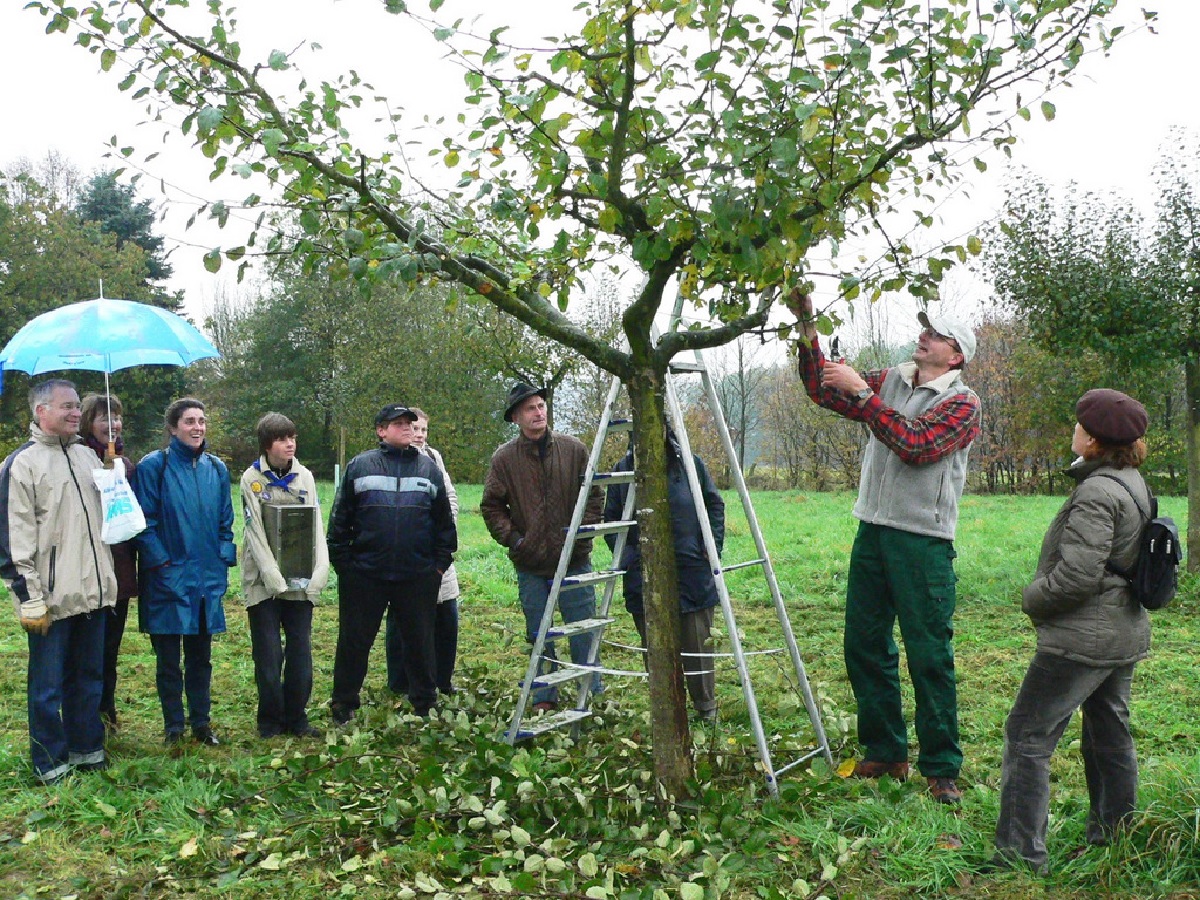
[993,389,1152,872]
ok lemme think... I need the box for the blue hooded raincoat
[134,436,236,635]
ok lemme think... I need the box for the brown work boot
[852,759,910,780]
[927,776,962,805]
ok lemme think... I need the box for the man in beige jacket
[0,379,117,784]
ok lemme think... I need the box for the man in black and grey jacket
[327,404,456,723]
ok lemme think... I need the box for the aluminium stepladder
[502,350,833,797]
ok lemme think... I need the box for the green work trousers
[844,522,961,778]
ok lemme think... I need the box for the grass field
[0,485,1197,899]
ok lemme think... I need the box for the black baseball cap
[375,404,418,427]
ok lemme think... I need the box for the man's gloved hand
[20,612,51,635]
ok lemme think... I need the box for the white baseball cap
[917,309,976,364]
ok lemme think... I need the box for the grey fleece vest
[852,365,978,541]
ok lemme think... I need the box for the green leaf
[100,48,116,71]
[203,249,223,273]
[680,884,704,900]
[95,799,117,818]
[1040,100,1056,121]
[197,106,223,135]
[261,128,286,156]
[268,50,288,70]
[579,852,599,878]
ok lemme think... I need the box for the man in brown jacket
[481,383,603,711]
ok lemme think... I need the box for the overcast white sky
[1,1,1196,330]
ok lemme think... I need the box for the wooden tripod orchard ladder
[502,345,833,797]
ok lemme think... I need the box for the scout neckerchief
[253,458,299,494]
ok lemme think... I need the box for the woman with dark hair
[79,393,138,731]
[994,389,1153,872]
[133,398,236,746]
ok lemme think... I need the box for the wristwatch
[854,387,874,402]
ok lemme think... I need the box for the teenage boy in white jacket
[240,413,329,738]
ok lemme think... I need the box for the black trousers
[386,597,459,695]
[99,597,130,723]
[331,568,441,715]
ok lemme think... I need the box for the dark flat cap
[503,382,547,422]
[375,404,418,427]
[1076,389,1147,446]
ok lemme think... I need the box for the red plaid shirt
[798,337,980,466]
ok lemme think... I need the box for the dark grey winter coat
[1022,460,1151,667]
[603,436,725,617]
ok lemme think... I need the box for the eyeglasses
[922,327,961,354]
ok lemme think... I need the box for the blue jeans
[387,597,459,695]
[150,632,213,734]
[996,653,1138,871]
[247,598,314,736]
[27,611,106,781]
[517,565,600,705]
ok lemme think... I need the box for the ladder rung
[560,571,622,591]
[720,558,765,573]
[546,617,613,639]
[669,359,705,373]
[511,708,591,740]
[574,520,636,536]
[526,665,599,689]
[590,471,636,484]
[606,419,633,433]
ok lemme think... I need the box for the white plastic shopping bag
[93,464,147,544]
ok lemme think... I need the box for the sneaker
[532,701,557,713]
[164,731,185,746]
[852,759,910,780]
[291,724,324,738]
[693,708,718,722]
[331,705,355,728]
[193,727,221,747]
[74,758,109,773]
[927,776,962,805]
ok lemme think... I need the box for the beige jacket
[424,445,461,603]
[1,424,117,622]
[239,457,329,607]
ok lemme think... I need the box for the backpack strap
[1093,472,1154,521]
[1092,472,1151,581]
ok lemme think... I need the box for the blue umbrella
[0,296,219,450]
[1,297,218,375]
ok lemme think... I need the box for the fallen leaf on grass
[836,758,857,778]
[936,834,963,851]
[180,837,199,858]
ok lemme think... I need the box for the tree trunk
[1186,356,1200,573]
[626,370,695,797]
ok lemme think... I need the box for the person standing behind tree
[789,290,981,806]
[1,380,118,784]
[79,392,138,733]
[239,413,329,738]
[603,428,725,720]
[134,398,236,747]
[386,407,461,696]
[480,383,603,712]
[994,390,1152,873]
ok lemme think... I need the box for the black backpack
[1098,474,1180,611]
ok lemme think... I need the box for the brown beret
[1076,389,1147,446]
